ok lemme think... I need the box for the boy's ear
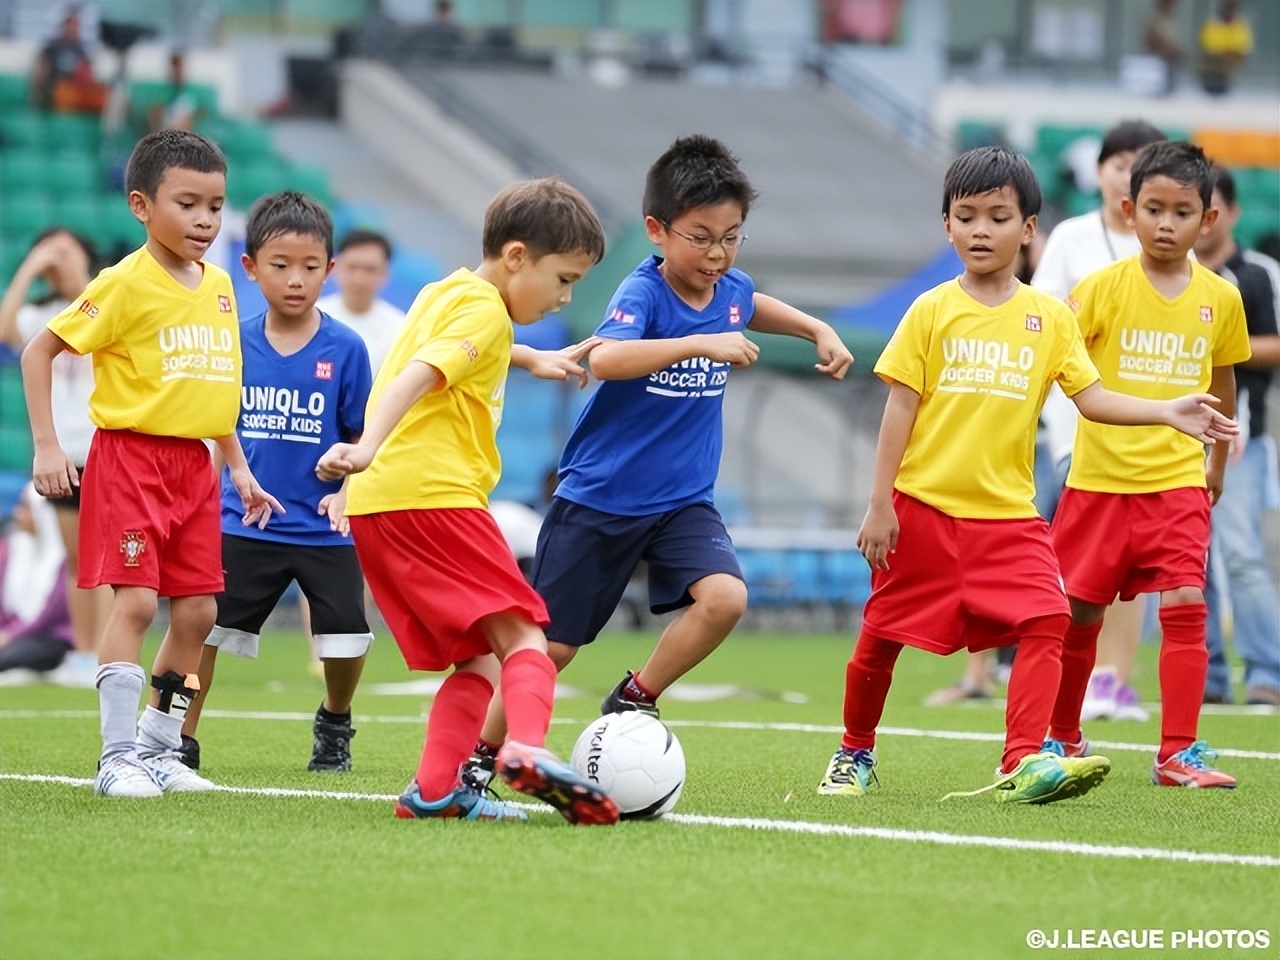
[1199,206,1220,234]
[1121,196,1137,226]
[240,252,257,280]
[942,213,952,244]
[325,257,336,279]
[127,190,149,223]
[500,240,529,271]
[644,215,666,246]
[1022,213,1037,244]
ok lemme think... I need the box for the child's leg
[137,594,216,756]
[321,655,366,715]
[634,573,747,696]
[1156,588,1208,761]
[180,643,220,738]
[475,640,577,751]
[840,630,905,752]
[1002,614,1070,773]
[96,586,159,760]
[1047,599,1107,743]
[413,656,500,800]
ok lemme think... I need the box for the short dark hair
[482,178,605,262]
[1209,163,1237,208]
[942,146,1041,218]
[1097,119,1166,166]
[336,228,393,260]
[1129,140,1213,209]
[643,135,759,225]
[244,191,334,259]
[124,129,226,198]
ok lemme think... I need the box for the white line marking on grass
[3,772,1276,868]
[3,710,1277,761]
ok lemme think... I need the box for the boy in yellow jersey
[22,130,280,798]
[817,147,1238,803]
[316,178,619,825]
[1046,141,1252,788]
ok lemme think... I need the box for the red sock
[1048,618,1104,742]
[1157,603,1208,762]
[840,631,903,752]
[1002,615,1069,773]
[415,670,493,800]
[501,647,557,748]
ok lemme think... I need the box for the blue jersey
[556,256,755,516]
[221,311,372,546]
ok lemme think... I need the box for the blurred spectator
[1198,0,1253,95]
[0,228,109,688]
[0,486,73,684]
[148,51,201,132]
[1144,0,1184,94]
[316,230,406,375]
[30,6,107,113]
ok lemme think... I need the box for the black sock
[317,704,351,724]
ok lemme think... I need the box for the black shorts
[48,464,87,510]
[530,498,742,647]
[209,534,372,659]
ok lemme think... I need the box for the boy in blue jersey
[465,135,853,781]
[178,192,375,772]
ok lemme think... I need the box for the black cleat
[176,734,201,771]
[600,671,660,718]
[308,706,356,772]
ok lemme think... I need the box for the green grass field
[2,628,1277,960]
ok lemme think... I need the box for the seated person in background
[0,486,73,682]
[1198,0,1253,95]
[147,51,201,133]
[31,7,107,113]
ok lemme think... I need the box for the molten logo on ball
[571,712,685,819]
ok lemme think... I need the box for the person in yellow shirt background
[21,129,280,799]
[1198,0,1253,95]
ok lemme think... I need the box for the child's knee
[169,595,217,639]
[112,587,159,630]
[1160,586,1204,608]
[692,574,748,623]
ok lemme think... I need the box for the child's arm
[859,382,921,571]
[510,337,600,388]
[589,333,759,380]
[213,433,285,529]
[749,293,854,380]
[1203,365,1237,503]
[0,235,70,349]
[1069,380,1238,454]
[316,361,441,480]
[20,329,77,498]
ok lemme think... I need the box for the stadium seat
[224,121,276,164]
[52,195,107,242]
[280,164,333,205]
[228,161,292,210]
[45,113,102,152]
[0,73,28,112]
[1034,125,1103,161]
[1,149,47,192]
[0,111,47,150]
[0,195,54,245]
[47,151,103,198]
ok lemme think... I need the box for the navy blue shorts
[530,498,743,647]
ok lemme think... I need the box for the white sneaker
[48,652,100,689]
[141,751,218,793]
[94,753,163,798]
[1080,669,1118,722]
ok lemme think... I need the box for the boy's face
[503,246,596,325]
[1123,175,1217,264]
[645,200,745,303]
[241,232,333,323]
[1097,149,1140,216]
[333,242,390,312]
[943,186,1034,277]
[130,166,225,265]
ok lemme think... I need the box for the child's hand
[31,446,78,499]
[22,234,68,275]
[703,332,760,367]
[814,328,854,380]
[526,337,601,388]
[318,490,350,536]
[857,500,899,571]
[1165,394,1238,445]
[230,467,285,530]
[316,443,373,481]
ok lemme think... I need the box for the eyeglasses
[663,222,747,252]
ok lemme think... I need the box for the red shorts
[78,430,222,597]
[1051,487,1210,604]
[861,492,1070,655]
[349,508,549,672]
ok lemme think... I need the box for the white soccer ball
[571,712,685,819]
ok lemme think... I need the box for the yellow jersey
[47,246,240,439]
[346,269,513,515]
[876,279,1098,519]
[1066,257,1251,494]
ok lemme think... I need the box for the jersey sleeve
[340,336,373,441]
[45,270,121,355]
[410,292,508,387]
[1212,283,1253,368]
[1065,271,1102,349]
[873,294,930,392]
[594,280,655,342]
[1049,304,1100,396]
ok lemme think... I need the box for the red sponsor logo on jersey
[460,339,478,361]
[120,531,147,568]
[729,304,742,325]
[218,295,233,313]
[1025,314,1042,332]
[78,299,99,318]
[609,306,635,324]
[315,360,333,380]
[1200,306,1214,323]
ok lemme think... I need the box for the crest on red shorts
[120,531,147,567]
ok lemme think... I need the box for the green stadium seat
[194,116,237,156]
[0,195,54,245]
[1065,189,1100,217]
[1034,124,1104,160]
[225,121,275,164]
[228,162,291,210]
[1,150,48,192]
[955,120,1006,152]
[280,164,332,204]
[0,111,47,150]
[52,195,107,243]
[47,151,103,198]
[45,113,102,152]
[100,198,145,248]
[0,73,29,112]
[0,240,26,281]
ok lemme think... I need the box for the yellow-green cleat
[817,747,878,796]
[941,752,1110,804]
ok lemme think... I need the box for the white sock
[96,662,145,761]
[135,704,182,759]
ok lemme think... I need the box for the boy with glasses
[464,135,853,785]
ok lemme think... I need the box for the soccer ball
[571,712,685,819]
